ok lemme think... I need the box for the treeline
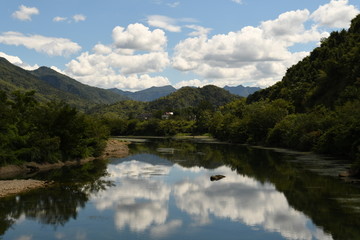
[209,99,360,162]
[0,90,109,166]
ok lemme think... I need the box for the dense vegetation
[0,90,109,166]
[92,85,239,136]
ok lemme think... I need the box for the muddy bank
[0,139,129,198]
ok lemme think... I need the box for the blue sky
[0,0,359,91]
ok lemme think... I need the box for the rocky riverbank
[0,139,129,198]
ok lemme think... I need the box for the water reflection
[173,165,331,240]
[91,156,332,240]
[0,160,110,236]
[1,141,360,240]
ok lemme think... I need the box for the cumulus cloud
[174,79,209,89]
[73,14,86,22]
[186,25,212,37]
[53,16,67,22]
[112,23,167,51]
[0,52,39,70]
[64,23,171,90]
[65,49,170,90]
[311,0,359,28]
[0,32,81,56]
[12,5,39,21]
[171,5,340,88]
[147,15,182,32]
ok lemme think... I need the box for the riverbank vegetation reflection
[1,140,360,240]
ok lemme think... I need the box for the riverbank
[0,139,129,198]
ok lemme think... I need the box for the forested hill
[247,14,360,112]
[0,58,128,109]
[148,85,240,110]
[89,85,239,118]
[31,67,128,104]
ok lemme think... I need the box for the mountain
[0,57,78,103]
[224,85,261,97]
[90,85,240,118]
[247,14,360,111]
[0,58,128,109]
[31,67,128,104]
[109,85,176,102]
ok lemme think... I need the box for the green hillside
[0,58,128,109]
[31,67,128,104]
[0,57,73,103]
[208,14,360,165]
[247,14,360,111]
[149,85,240,110]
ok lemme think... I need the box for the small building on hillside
[161,112,174,120]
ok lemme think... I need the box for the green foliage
[209,99,293,143]
[247,14,360,111]
[0,90,109,166]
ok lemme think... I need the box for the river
[1,138,359,240]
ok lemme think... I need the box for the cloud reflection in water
[91,158,332,240]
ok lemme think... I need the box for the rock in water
[210,175,225,181]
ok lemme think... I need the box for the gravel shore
[0,179,49,198]
[0,139,129,198]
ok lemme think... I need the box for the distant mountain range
[0,56,261,109]
[109,85,260,102]
[109,85,176,102]
[224,85,261,97]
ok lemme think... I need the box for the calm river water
[1,139,360,240]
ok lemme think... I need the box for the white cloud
[173,165,332,240]
[115,201,168,232]
[50,66,66,75]
[147,15,182,32]
[0,52,39,70]
[63,24,171,90]
[167,2,180,8]
[73,14,86,22]
[12,5,39,21]
[150,220,182,238]
[112,23,167,51]
[0,32,81,57]
[174,79,209,89]
[65,48,170,89]
[65,51,170,90]
[311,0,359,28]
[232,0,243,4]
[186,25,212,37]
[53,16,67,22]
[171,6,339,88]
[92,43,112,55]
